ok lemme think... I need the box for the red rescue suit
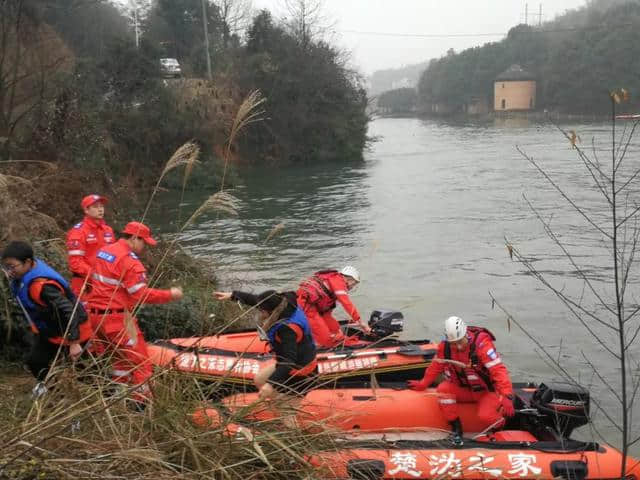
[416,327,513,430]
[296,270,361,348]
[88,239,172,402]
[66,216,115,296]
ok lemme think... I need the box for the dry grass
[141,141,201,222]
[0,89,336,479]
[220,90,266,190]
[0,358,337,479]
[184,191,240,228]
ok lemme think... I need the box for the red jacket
[420,327,513,397]
[88,239,172,314]
[66,216,115,292]
[297,270,361,323]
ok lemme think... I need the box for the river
[155,117,640,453]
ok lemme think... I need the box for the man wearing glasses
[1,241,90,387]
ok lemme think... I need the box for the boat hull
[149,335,436,386]
[213,387,489,432]
[309,441,639,479]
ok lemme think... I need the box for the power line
[341,30,505,39]
[340,23,636,39]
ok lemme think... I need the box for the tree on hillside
[34,0,131,60]
[284,0,332,49]
[418,1,640,114]
[214,0,252,49]
[377,88,416,114]
[145,0,225,75]
[0,0,73,159]
[234,10,368,164]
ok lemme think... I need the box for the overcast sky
[251,0,589,74]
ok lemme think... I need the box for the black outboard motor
[368,310,404,338]
[531,382,590,437]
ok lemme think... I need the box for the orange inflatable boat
[149,310,437,387]
[194,381,640,479]
[308,435,640,479]
[197,382,590,435]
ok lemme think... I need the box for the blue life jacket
[266,307,313,346]
[10,259,75,333]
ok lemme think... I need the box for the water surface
[156,117,640,452]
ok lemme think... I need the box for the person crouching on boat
[296,265,370,348]
[408,316,515,445]
[213,290,317,399]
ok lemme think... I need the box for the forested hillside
[368,61,428,95]
[1,0,369,168]
[417,0,640,114]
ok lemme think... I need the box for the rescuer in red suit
[296,265,369,348]
[66,194,115,297]
[409,316,515,445]
[88,221,183,406]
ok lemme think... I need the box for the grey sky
[252,0,588,74]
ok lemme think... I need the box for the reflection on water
[152,117,640,453]
[154,161,371,288]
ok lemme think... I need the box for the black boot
[448,418,464,446]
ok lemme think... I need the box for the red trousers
[303,306,344,348]
[437,380,505,430]
[90,313,153,403]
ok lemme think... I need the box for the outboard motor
[368,310,404,338]
[531,382,590,437]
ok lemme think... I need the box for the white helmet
[340,265,360,283]
[444,316,467,342]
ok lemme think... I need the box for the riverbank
[0,364,332,479]
[375,109,610,123]
[0,149,252,363]
[0,156,324,479]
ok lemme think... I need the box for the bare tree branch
[617,204,640,229]
[523,195,618,320]
[555,126,612,203]
[615,119,640,175]
[581,351,622,404]
[489,292,623,432]
[619,221,639,308]
[517,146,612,239]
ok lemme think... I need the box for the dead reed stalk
[141,141,201,223]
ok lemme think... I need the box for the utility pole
[201,0,213,80]
[538,4,543,27]
[525,3,528,25]
[130,0,140,49]
[134,4,139,49]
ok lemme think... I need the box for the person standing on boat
[408,316,515,445]
[1,241,91,387]
[296,266,369,348]
[213,290,317,399]
[66,194,115,297]
[88,221,183,406]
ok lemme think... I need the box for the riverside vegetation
[0,0,370,359]
[377,0,640,116]
[0,2,369,477]
[0,102,338,480]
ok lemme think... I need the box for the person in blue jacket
[214,289,317,399]
[1,241,90,383]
